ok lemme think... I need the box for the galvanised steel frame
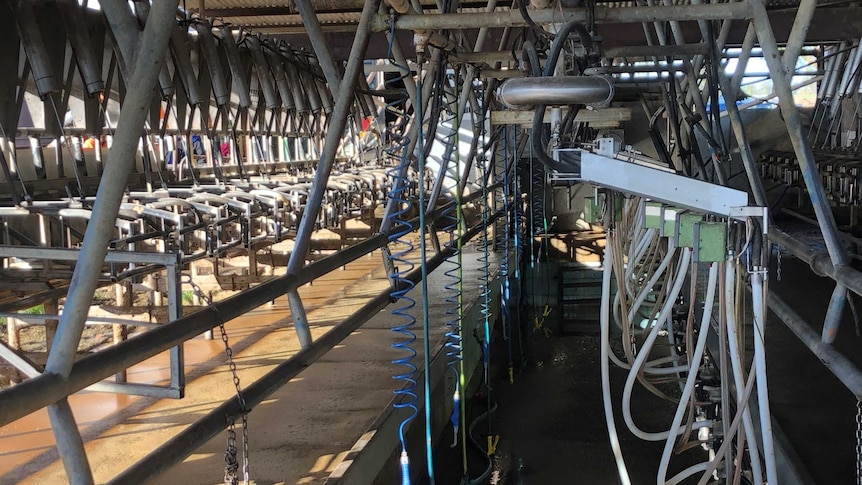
[1,1,862,483]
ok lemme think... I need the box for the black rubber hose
[542,20,593,76]
[517,0,551,41]
[648,104,675,169]
[523,40,571,171]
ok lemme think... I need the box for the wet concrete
[432,319,705,485]
[0,244,496,485]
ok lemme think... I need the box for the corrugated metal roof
[223,12,361,27]
[204,0,291,9]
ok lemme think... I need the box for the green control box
[677,213,704,248]
[645,201,663,229]
[583,196,600,224]
[693,222,727,262]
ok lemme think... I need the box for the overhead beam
[206,0,493,16]
[604,43,710,58]
[247,4,751,34]
[490,107,632,125]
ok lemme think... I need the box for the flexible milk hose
[609,247,682,374]
[600,234,632,485]
[657,262,719,483]
[611,243,674,334]
[751,268,778,485]
[666,463,709,485]
[622,248,713,441]
[724,262,764,485]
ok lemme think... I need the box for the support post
[43,2,178,483]
[285,0,382,345]
[166,259,185,394]
[781,0,818,75]
[287,291,312,349]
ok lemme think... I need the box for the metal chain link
[776,244,782,282]
[856,400,862,485]
[187,279,250,485]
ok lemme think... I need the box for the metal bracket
[729,206,769,234]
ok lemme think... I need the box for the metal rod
[48,399,94,485]
[42,4,178,481]
[285,0,381,345]
[287,0,380,277]
[769,228,862,298]
[781,0,818,75]
[604,43,710,58]
[766,291,862,399]
[287,290,312,348]
[731,22,758,97]
[295,0,343,98]
[822,283,848,344]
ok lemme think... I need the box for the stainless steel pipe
[498,75,614,109]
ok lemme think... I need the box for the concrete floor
[431,311,705,485]
[0,243,495,485]
[767,256,859,483]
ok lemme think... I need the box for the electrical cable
[439,69,467,461]
[415,57,436,485]
[502,125,514,383]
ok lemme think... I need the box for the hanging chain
[187,278,250,485]
[856,400,862,485]
[776,244,783,282]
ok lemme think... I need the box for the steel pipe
[371,3,751,31]
[750,1,849,270]
[768,228,862,299]
[498,76,614,109]
[781,0,818,75]
[45,0,178,375]
[128,1,175,98]
[286,0,381,276]
[44,2,179,482]
[766,291,862,399]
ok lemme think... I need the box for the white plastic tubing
[752,267,779,484]
[600,234,632,485]
[656,262,718,484]
[621,247,716,442]
[724,262,764,485]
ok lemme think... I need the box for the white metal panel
[579,151,749,216]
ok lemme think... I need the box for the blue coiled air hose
[383,23,418,485]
